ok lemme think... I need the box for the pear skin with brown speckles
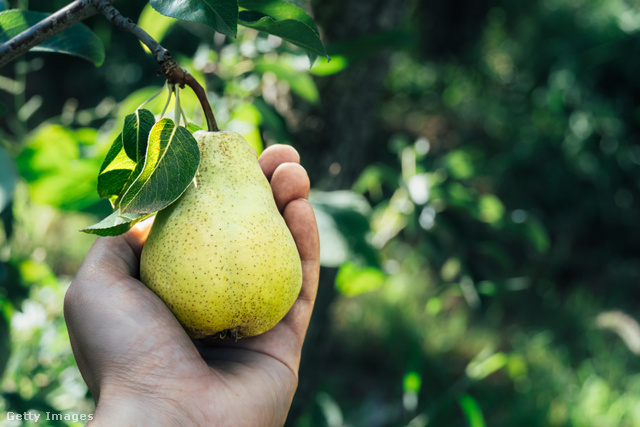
[140,130,303,339]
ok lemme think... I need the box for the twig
[0,0,107,68]
[92,0,218,131]
[0,0,218,131]
[90,0,170,64]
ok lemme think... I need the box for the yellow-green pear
[140,130,303,339]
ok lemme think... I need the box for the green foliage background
[1,0,640,426]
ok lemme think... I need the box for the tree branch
[90,0,170,64]
[0,0,108,68]
[92,0,218,131]
[0,0,218,131]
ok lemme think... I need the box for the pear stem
[158,57,217,131]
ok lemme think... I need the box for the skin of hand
[64,145,320,427]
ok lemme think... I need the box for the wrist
[88,388,201,427]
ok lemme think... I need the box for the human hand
[64,145,320,426]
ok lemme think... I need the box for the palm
[65,145,319,426]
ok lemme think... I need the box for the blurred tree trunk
[292,0,409,191]
[287,0,409,425]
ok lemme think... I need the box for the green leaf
[310,55,348,76]
[335,262,386,297]
[403,372,422,393]
[149,0,238,38]
[97,133,138,201]
[119,119,200,214]
[27,162,100,210]
[238,0,327,59]
[0,10,105,66]
[81,209,147,236]
[187,122,203,133]
[16,124,101,210]
[122,109,155,162]
[477,194,505,224]
[238,0,318,33]
[458,395,486,427]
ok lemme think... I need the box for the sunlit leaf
[149,0,238,38]
[335,262,385,297]
[229,103,263,155]
[81,209,147,236]
[122,109,155,162]
[119,119,200,214]
[458,394,486,427]
[18,260,56,286]
[310,55,349,76]
[478,194,505,224]
[97,133,138,202]
[445,150,474,179]
[239,0,317,33]
[403,372,422,393]
[16,125,79,180]
[137,3,177,52]
[187,122,203,133]
[506,354,528,379]
[466,350,508,380]
[27,163,100,210]
[0,10,104,66]
[16,125,101,210]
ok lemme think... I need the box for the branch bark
[91,0,170,64]
[0,0,107,68]
[0,0,218,131]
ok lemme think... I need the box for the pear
[139,130,303,339]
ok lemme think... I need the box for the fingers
[282,199,320,338]
[271,163,310,211]
[259,145,319,344]
[259,145,300,180]
[260,145,318,331]
[283,200,320,269]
